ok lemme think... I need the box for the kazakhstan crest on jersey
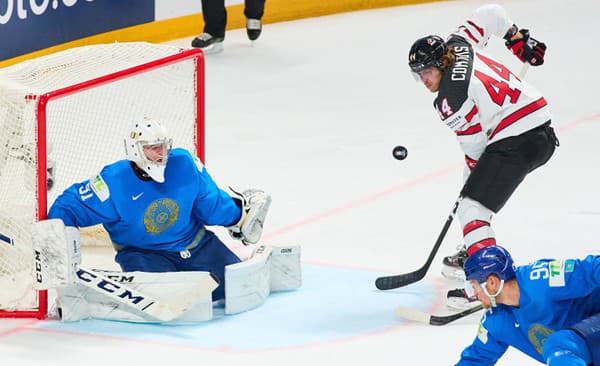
[528,324,555,354]
[144,198,179,234]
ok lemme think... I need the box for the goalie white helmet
[124,118,172,183]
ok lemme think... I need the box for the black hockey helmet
[408,35,448,73]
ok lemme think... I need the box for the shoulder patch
[564,259,575,273]
[548,260,566,287]
[476,321,489,344]
[90,174,110,202]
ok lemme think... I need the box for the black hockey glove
[505,29,546,66]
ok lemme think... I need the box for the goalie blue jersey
[48,148,241,252]
[456,255,600,365]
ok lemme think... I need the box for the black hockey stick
[395,303,483,326]
[375,199,460,290]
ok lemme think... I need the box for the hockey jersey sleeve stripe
[489,97,548,140]
[465,105,479,122]
[457,123,482,136]
[456,106,481,136]
[467,21,485,36]
[459,25,480,44]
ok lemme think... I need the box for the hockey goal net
[0,42,204,319]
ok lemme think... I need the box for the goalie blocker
[32,219,301,322]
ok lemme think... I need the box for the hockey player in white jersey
[407,4,559,307]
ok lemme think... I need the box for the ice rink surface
[1,0,599,364]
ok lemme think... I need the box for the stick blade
[394,306,431,324]
[375,269,425,290]
[375,276,400,290]
[395,304,484,326]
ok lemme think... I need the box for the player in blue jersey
[47,117,271,301]
[455,245,599,366]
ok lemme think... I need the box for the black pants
[202,0,266,38]
[461,122,559,213]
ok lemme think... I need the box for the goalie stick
[375,62,530,291]
[395,303,483,326]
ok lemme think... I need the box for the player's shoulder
[169,147,193,159]
[435,36,474,118]
[519,258,579,275]
[483,304,512,321]
[516,258,582,291]
[168,147,196,166]
[446,34,471,49]
[97,159,131,181]
[80,160,131,202]
[516,260,549,281]
[168,147,204,173]
[478,305,513,335]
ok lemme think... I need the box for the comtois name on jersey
[451,46,471,81]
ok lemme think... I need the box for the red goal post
[0,42,205,319]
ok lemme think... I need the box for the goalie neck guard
[124,117,173,183]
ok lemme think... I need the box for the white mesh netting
[0,42,202,313]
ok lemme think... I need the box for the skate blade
[202,42,224,54]
[441,266,466,282]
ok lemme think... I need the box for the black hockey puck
[392,145,408,160]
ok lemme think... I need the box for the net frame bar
[0,47,205,319]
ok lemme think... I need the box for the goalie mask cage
[0,42,205,319]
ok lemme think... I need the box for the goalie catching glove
[228,188,272,245]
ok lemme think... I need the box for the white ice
[1,0,599,364]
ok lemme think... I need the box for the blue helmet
[464,245,516,283]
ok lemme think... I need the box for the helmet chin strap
[481,280,505,308]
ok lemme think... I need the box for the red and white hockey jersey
[434,4,552,162]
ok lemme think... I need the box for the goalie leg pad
[225,244,301,314]
[269,244,302,291]
[225,245,272,314]
[31,219,81,290]
[57,270,218,323]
